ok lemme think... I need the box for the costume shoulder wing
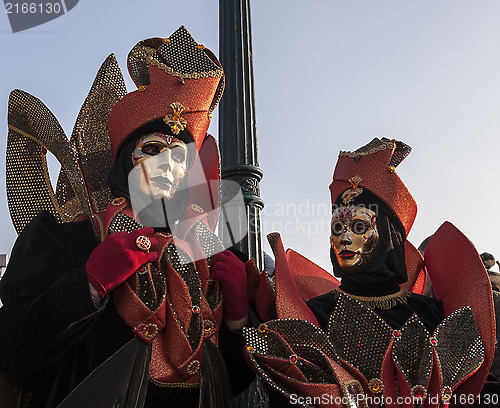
[57,54,126,218]
[7,89,75,233]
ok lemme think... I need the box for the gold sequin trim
[341,380,368,407]
[339,140,395,158]
[91,214,106,243]
[149,377,199,388]
[156,232,172,238]
[147,55,223,79]
[334,288,411,310]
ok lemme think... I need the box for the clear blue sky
[1,0,500,273]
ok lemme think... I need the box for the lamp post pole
[219,0,264,270]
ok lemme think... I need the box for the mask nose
[339,230,352,246]
[157,149,174,173]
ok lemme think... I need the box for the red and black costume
[0,27,254,408]
[244,138,498,407]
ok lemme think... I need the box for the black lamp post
[219,0,264,270]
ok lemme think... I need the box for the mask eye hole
[331,221,344,236]
[352,220,368,235]
[141,143,163,156]
[171,147,186,163]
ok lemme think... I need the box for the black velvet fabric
[0,211,252,408]
[331,190,407,286]
[0,212,132,407]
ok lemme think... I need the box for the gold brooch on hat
[341,176,363,204]
[164,102,187,135]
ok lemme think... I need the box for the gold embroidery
[339,140,395,158]
[149,377,199,388]
[334,288,411,309]
[147,55,223,79]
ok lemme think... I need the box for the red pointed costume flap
[267,233,319,326]
[401,240,427,295]
[285,249,339,301]
[424,221,495,405]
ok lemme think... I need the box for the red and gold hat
[329,138,417,236]
[108,26,224,160]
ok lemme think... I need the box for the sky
[1,0,500,275]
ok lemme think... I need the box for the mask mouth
[150,176,173,187]
[338,250,357,258]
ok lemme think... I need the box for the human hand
[210,250,249,324]
[86,227,158,297]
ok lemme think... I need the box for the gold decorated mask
[129,132,188,201]
[330,204,379,269]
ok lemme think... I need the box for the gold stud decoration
[136,235,152,252]
[143,323,158,339]
[204,320,214,333]
[111,197,126,206]
[187,360,200,375]
[191,204,204,213]
[441,386,452,403]
[367,378,384,395]
[410,385,427,400]
[137,265,148,275]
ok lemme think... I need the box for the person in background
[481,252,500,382]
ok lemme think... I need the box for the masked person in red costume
[0,27,254,408]
[244,138,499,407]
